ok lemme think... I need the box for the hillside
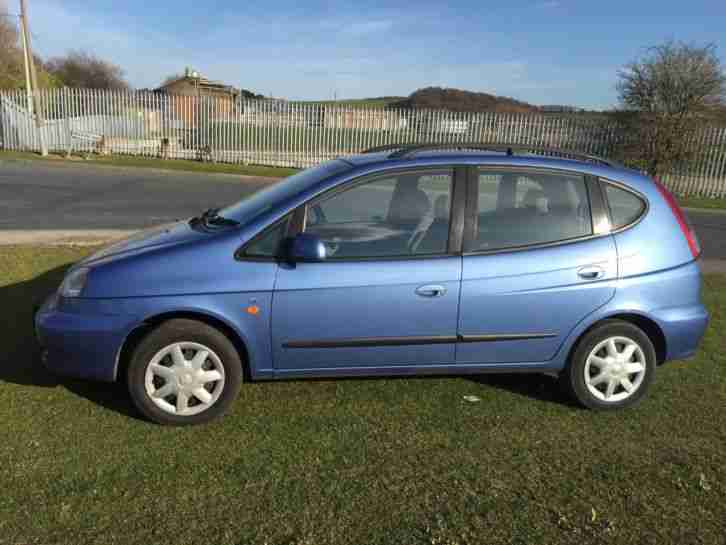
[301,88,542,114]
[388,87,541,114]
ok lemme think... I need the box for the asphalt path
[687,209,726,264]
[0,161,274,232]
[0,161,724,266]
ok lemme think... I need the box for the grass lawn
[0,150,298,179]
[203,123,419,152]
[1,246,724,545]
[679,195,726,211]
[296,97,406,109]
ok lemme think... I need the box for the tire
[560,319,656,410]
[127,319,243,425]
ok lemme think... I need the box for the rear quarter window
[603,183,646,230]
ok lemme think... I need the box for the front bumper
[34,293,137,382]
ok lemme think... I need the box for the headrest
[388,187,431,222]
[522,188,548,214]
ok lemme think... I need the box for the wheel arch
[114,310,252,382]
[568,312,667,366]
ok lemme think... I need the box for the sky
[15,0,726,109]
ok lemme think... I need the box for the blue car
[35,144,709,425]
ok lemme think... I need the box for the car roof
[337,146,653,194]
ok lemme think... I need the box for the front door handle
[416,284,447,298]
[577,266,605,280]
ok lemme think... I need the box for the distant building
[156,68,239,99]
[154,68,239,125]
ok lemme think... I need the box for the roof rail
[361,142,618,168]
[362,143,409,154]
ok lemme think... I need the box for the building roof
[155,72,238,95]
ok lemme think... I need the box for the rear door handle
[416,284,447,298]
[577,266,605,280]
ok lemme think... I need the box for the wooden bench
[66,131,104,158]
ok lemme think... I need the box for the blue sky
[21,0,726,109]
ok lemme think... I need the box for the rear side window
[604,183,646,230]
[469,170,592,252]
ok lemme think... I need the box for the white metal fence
[2,88,726,196]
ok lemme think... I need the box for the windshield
[217,160,352,225]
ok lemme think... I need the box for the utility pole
[19,17,33,115]
[19,0,47,156]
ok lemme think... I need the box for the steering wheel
[323,238,340,257]
[407,209,436,254]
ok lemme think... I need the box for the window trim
[599,178,650,234]
[287,166,465,262]
[235,214,293,261]
[587,175,611,235]
[462,165,479,252]
[463,166,602,256]
[447,167,467,253]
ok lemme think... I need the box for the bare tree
[46,50,130,90]
[0,2,57,90]
[616,41,726,176]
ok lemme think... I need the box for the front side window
[304,170,453,258]
[469,169,592,252]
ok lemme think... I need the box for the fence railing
[1,88,726,196]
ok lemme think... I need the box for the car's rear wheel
[562,320,656,410]
[127,319,242,425]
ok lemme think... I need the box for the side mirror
[287,233,327,263]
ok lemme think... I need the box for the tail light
[653,178,701,259]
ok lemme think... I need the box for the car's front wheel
[562,320,656,410]
[127,319,242,425]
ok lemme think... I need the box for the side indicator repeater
[246,305,261,316]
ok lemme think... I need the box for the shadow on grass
[266,369,579,408]
[465,373,580,408]
[0,264,67,387]
[0,264,141,419]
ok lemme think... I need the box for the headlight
[58,267,90,298]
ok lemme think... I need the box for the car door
[457,166,617,364]
[271,167,465,373]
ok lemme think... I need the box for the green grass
[1,246,725,544]
[0,150,298,178]
[296,97,405,109]
[205,123,415,151]
[678,195,726,211]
